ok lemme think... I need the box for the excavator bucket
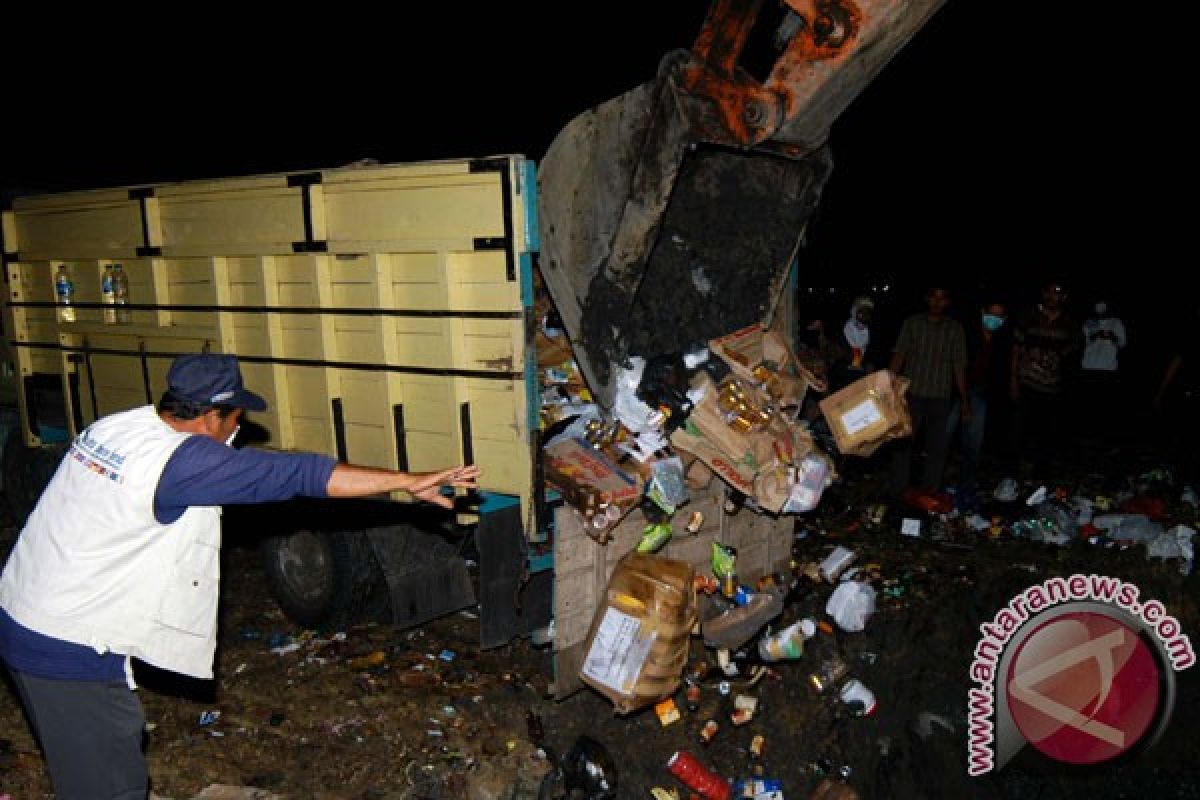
[539,0,946,409]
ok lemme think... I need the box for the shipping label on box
[819,371,911,456]
[581,607,657,694]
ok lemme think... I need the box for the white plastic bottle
[757,618,817,661]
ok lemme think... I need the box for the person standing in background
[1078,300,1126,442]
[1011,280,1081,475]
[947,298,1012,510]
[888,285,968,499]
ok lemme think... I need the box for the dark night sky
[1,4,1177,374]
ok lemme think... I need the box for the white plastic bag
[825,581,877,633]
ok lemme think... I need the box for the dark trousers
[1075,369,1122,444]
[891,394,955,496]
[947,386,988,496]
[7,668,148,800]
[1012,386,1065,475]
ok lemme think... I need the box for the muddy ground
[3,437,1200,799]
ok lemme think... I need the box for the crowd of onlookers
[799,279,1197,510]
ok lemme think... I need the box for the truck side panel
[2,158,536,526]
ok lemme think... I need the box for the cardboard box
[710,324,824,409]
[819,371,912,457]
[543,437,645,515]
[670,421,757,497]
[579,552,696,714]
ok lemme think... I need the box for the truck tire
[2,429,65,529]
[261,528,389,631]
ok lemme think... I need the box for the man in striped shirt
[888,286,969,498]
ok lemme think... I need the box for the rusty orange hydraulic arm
[538,0,947,409]
[686,0,945,153]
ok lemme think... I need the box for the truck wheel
[2,429,65,528]
[261,529,389,630]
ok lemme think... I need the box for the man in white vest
[0,353,480,799]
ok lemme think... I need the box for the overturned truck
[0,0,944,695]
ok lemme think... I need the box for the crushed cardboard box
[579,552,696,714]
[710,324,824,409]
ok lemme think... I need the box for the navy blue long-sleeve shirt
[0,437,337,680]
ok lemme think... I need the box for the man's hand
[326,463,481,504]
[407,465,482,509]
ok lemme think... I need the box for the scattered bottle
[757,618,817,662]
[54,265,76,322]
[112,263,130,324]
[101,264,116,324]
[808,653,850,693]
[666,750,731,800]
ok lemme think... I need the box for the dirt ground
[4,438,1200,799]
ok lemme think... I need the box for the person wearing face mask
[826,295,875,390]
[946,300,1013,509]
[0,353,479,799]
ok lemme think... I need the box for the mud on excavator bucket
[538,0,945,409]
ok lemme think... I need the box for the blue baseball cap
[167,354,267,411]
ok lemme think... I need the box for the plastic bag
[648,457,689,514]
[782,452,832,514]
[993,478,1019,503]
[1093,513,1162,542]
[825,581,876,633]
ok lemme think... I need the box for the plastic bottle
[666,751,731,800]
[112,263,130,324]
[808,652,849,692]
[101,264,116,324]
[757,618,817,661]
[54,265,76,322]
[839,677,878,716]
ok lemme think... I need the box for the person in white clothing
[0,353,479,799]
[1079,301,1127,442]
[1082,301,1126,372]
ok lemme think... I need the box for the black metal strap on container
[392,404,409,472]
[288,172,328,253]
[459,402,474,466]
[129,187,162,258]
[138,341,153,404]
[331,397,348,462]
[8,341,523,382]
[469,158,516,282]
[82,338,99,420]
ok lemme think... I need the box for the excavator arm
[538,0,946,409]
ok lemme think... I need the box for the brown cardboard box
[535,330,575,369]
[818,371,912,457]
[544,437,645,515]
[672,375,818,512]
[578,552,697,714]
[710,324,823,409]
[670,421,757,497]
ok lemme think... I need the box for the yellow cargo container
[0,155,794,696]
[2,157,536,509]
